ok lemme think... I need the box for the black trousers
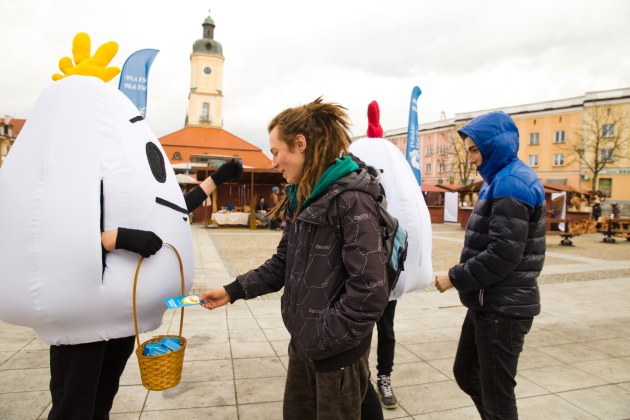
[361,381,384,420]
[375,299,397,376]
[48,336,135,420]
[453,309,533,420]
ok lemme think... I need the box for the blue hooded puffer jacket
[449,112,546,317]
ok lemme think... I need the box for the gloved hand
[210,159,243,186]
[115,228,163,258]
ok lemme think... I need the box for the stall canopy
[543,183,591,196]
[421,182,447,193]
[453,181,484,194]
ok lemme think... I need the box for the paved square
[1,224,629,419]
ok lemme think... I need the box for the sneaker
[376,374,398,409]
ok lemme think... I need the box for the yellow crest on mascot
[0,33,194,344]
[349,101,433,300]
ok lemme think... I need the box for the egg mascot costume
[0,33,194,346]
[349,101,432,299]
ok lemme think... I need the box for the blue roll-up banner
[118,49,159,117]
[404,86,423,186]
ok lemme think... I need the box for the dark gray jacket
[225,169,389,370]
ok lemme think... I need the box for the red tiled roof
[1,118,26,138]
[159,126,271,169]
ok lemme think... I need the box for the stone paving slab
[1,223,629,419]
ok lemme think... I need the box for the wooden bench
[546,218,595,246]
[547,218,578,246]
[596,217,630,243]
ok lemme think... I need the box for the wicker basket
[133,243,187,391]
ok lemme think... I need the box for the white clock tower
[187,11,224,128]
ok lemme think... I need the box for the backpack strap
[376,193,388,211]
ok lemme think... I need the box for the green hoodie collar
[289,156,359,210]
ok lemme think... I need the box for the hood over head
[458,111,519,183]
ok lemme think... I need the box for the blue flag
[118,49,159,117]
[405,86,423,186]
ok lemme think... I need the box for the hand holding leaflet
[164,294,203,309]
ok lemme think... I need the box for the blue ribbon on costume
[404,86,423,186]
[118,49,159,117]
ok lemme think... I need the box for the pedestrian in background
[269,186,281,230]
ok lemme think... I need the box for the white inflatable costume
[349,101,432,300]
[0,34,193,345]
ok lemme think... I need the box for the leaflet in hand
[164,294,203,309]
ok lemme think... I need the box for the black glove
[115,228,163,258]
[210,159,243,186]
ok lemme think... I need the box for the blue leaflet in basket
[143,342,170,356]
[160,337,182,351]
[164,294,203,309]
[142,338,183,356]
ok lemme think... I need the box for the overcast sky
[2,0,629,157]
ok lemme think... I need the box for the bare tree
[445,128,477,205]
[566,106,629,193]
[446,128,475,186]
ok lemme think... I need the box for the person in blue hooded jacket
[435,111,546,420]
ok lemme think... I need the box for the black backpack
[326,171,409,294]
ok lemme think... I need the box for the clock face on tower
[203,66,212,75]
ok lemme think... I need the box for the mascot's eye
[146,142,166,183]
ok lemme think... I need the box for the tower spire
[187,12,225,128]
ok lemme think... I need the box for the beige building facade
[384,88,630,201]
[0,117,25,168]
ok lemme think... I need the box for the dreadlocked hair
[267,97,352,221]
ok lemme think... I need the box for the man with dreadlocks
[200,98,389,419]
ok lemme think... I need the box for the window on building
[528,155,539,167]
[438,162,445,173]
[173,152,182,160]
[201,103,209,122]
[529,133,539,145]
[602,123,615,138]
[553,153,565,166]
[425,146,432,156]
[599,178,612,197]
[554,130,566,143]
[599,148,614,162]
[1,143,7,157]
[425,163,431,174]
[438,144,446,155]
